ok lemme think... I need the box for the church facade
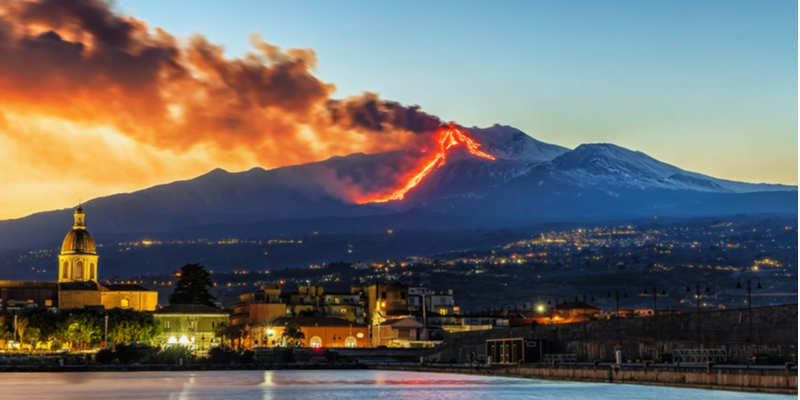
[0,206,157,315]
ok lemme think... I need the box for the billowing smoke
[0,0,442,167]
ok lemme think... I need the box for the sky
[0,0,796,219]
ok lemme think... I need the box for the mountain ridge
[0,125,795,252]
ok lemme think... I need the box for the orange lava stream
[364,127,495,203]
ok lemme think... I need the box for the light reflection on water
[0,370,792,400]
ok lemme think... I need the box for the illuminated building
[153,304,230,350]
[372,318,431,348]
[270,317,369,348]
[57,206,157,311]
[57,205,98,283]
[0,206,157,314]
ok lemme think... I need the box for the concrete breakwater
[371,363,798,395]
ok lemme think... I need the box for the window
[211,321,216,328]
[345,336,357,348]
[90,265,95,280]
[27,299,34,304]
[45,299,52,307]
[439,308,447,316]
[400,292,406,300]
[190,321,196,330]
[310,336,322,348]
[62,262,69,279]
[74,261,84,280]
[164,321,170,330]
[121,299,129,307]
[340,308,346,314]
[334,298,340,304]
[381,292,386,299]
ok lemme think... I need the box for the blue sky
[119,0,798,184]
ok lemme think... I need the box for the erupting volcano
[361,126,496,203]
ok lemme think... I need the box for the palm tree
[281,323,305,348]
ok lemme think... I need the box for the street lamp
[642,283,666,342]
[546,297,566,322]
[104,314,109,349]
[607,288,628,335]
[686,280,712,343]
[575,292,595,329]
[736,276,762,342]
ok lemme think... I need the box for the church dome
[60,205,96,254]
[61,229,96,254]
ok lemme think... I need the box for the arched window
[89,264,95,280]
[345,336,357,348]
[310,336,322,348]
[73,260,84,280]
[62,262,69,279]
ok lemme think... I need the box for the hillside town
[0,207,795,359]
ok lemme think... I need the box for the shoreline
[0,361,796,395]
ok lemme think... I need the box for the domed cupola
[60,206,96,254]
[58,205,99,282]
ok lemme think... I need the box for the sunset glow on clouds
[0,0,796,220]
[0,0,444,218]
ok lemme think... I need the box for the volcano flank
[0,125,795,253]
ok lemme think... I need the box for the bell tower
[58,206,99,283]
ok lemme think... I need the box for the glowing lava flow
[364,127,496,203]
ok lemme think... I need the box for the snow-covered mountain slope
[401,126,569,203]
[467,124,570,162]
[542,143,795,194]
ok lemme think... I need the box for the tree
[212,321,230,347]
[15,318,28,347]
[169,263,217,307]
[107,308,162,346]
[25,327,40,349]
[281,323,305,348]
[58,314,101,350]
[0,317,10,342]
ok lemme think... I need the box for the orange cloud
[0,0,443,219]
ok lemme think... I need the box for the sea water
[0,370,792,400]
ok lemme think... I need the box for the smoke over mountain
[0,0,452,216]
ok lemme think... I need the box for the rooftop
[153,304,230,315]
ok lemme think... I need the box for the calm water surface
[0,370,792,400]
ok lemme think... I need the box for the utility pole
[546,297,565,322]
[607,288,628,336]
[575,292,595,332]
[736,276,762,342]
[421,289,428,329]
[642,283,666,342]
[686,280,711,343]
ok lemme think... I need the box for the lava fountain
[361,126,496,203]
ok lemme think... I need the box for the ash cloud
[0,0,442,169]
